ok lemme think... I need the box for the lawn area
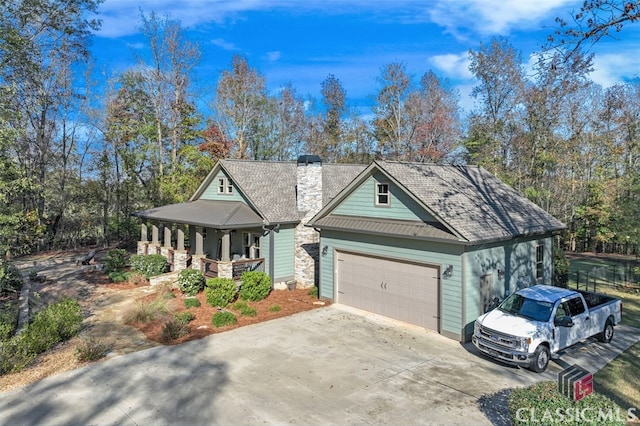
[566,253,640,413]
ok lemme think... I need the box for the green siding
[199,170,247,203]
[462,236,555,340]
[262,225,295,283]
[333,173,436,222]
[319,230,464,337]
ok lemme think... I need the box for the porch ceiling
[133,200,265,229]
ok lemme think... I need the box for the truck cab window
[566,297,586,316]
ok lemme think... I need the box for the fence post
[611,265,615,287]
[576,271,580,290]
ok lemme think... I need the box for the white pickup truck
[472,284,622,373]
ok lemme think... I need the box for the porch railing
[201,258,265,280]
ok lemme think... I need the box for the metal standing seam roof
[132,200,265,229]
[312,215,461,242]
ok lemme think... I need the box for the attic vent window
[376,183,389,206]
[218,177,233,194]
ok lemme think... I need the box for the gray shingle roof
[377,161,566,243]
[323,164,368,204]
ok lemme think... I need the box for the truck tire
[597,318,614,343]
[529,345,550,373]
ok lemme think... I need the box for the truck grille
[477,325,518,349]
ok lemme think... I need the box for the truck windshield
[498,293,554,322]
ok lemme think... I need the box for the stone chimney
[294,155,323,287]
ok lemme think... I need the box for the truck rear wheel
[529,345,550,373]
[597,319,614,343]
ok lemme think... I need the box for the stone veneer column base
[137,241,149,255]
[217,261,233,279]
[173,250,188,272]
[147,243,161,255]
[191,255,205,273]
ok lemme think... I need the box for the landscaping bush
[0,260,23,295]
[129,254,168,278]
[108,271,130,283]
[123,299,168,324]
[103,248,129,274]
[128,272,148,286]
[177,269,205,296]
[0,300,19,341]
[308,286,319,298]
[508,381,625,426]
[232,300,248,311]
[184,297,201,308]
[161,318,190,342]
[239,271,271,302]
[268,304,281,312]
[1,299,84,374]
[75,337,111,362]
[239,305,257,317]
[174,311,195,324]
[204,277,237,307]
[211,311,237,327]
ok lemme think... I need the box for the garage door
[336,251,439,331]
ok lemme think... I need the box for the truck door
[553,301,571,352]
[555,296,590,350]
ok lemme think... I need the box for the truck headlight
[516,337,531,351]
[474,321,480,336]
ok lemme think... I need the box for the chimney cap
[297,155,322,165]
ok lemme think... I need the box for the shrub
[239,271,271,302]
[0,339,35,375]
[0,260,23,295]
[177,269,205,296]
[108,271,130,283]
[130,254,168,278]
[0,300,19,341]
[239,305,257,317]
[75,337,111,362]
[184,297,201,308]
[211,311,237,327]
[174,311,195,324]
[268,304,281,312]
[128,272,148,286]
[19,299,83,357]
[161,318,190,342]
[104,248,129,273]
[508,381,625,426]
[123,299,168,324]
[308,286,319,298]
[205,277,237,307]
[232,300,248,311]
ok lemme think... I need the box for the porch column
[221,230,231,261]
[163,224,172,248]
[173,225,188,272]
[148,222,161,254]
[177,225,185,251]
[195,226,204,255]
[137,222,149,255]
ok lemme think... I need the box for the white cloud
[427,0,575,38]
[266,51,281,62]
[430,53,473,80]
[125,42,144,50]
[591,52,640,87]
[211,38,239,51]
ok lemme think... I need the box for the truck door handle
[585,316,590,321]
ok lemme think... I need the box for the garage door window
[376,183,389,206]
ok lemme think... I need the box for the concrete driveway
[1,304,638,426]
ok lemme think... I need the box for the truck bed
[578,289,618,309]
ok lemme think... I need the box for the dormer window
[218,177,233,194]
[376,183,389,206]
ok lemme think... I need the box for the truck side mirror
[554,315,574,327]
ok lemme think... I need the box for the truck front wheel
[529,345,550,373]
[597,319,614,343]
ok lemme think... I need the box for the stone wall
[295,162,322,288]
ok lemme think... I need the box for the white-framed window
[376,182,390,206]
[217,177,233,194]
[242,232,261,259]
[535,244,544,280]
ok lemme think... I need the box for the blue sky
[91,0,640,114]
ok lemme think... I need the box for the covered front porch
[133,200,276,282]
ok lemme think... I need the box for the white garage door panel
[336,252,439,331]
